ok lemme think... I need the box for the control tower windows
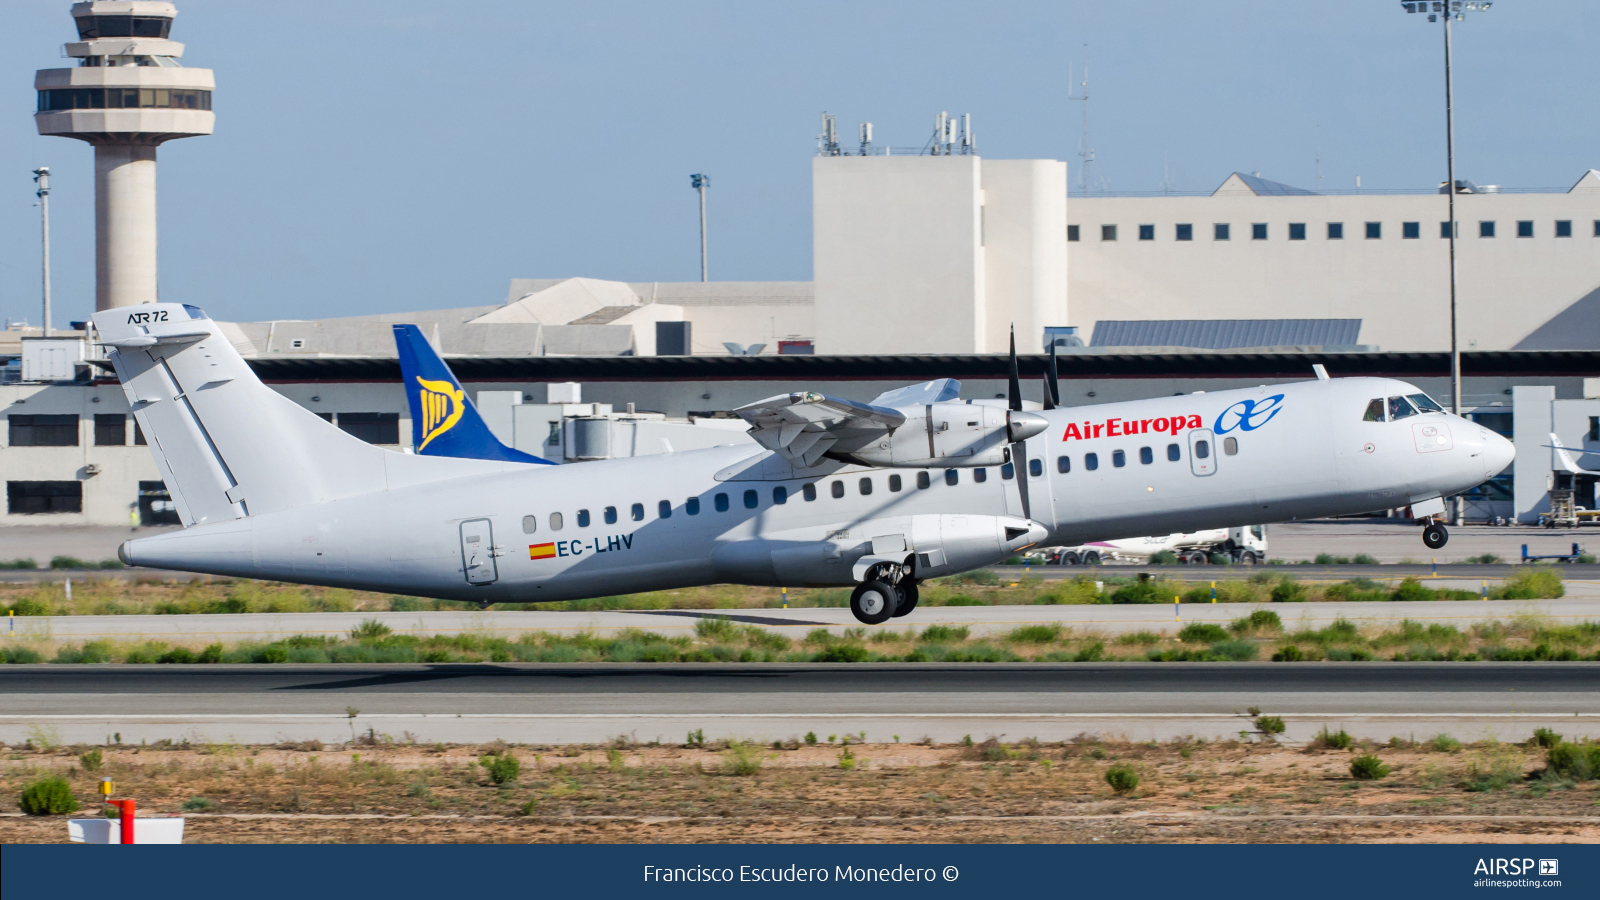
[75,15,173,40]
[38,88,212,112]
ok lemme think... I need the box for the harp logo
[416,377,465,450]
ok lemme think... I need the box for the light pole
[33,167,51,338]
[690,173,710,282]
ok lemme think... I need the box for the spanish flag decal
[528,542,557,560]
[415,376,466,451]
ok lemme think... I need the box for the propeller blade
[1046,342,1060,407]
[1007,326,1022,412]
[1011,439,1032,521]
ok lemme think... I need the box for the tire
[891,580,920,618]
[1422,523,1449,549]
[1238,551,1258,566]
[850,580,898,624]
[1082,550,1101,565]
[1060,551,1081,566]
[1186,550,1209,565]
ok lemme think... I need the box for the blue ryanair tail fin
[393,324,555,465]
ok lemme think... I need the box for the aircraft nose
[1482,429,1515,478]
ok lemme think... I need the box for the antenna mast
[1068,47,1094,193]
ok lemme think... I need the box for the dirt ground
[3,736,1595,844]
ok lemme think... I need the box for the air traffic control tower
[34,1,213,311]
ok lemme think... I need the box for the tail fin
[393,324,554,465]
[1547,432,1598,474]
[93,304,518,527]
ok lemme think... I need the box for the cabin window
[1223,437,1238,456]
[773,486,787,504]
[743,489,759,509]
[549,512,564,531]
[1029,458,1042,477]
[1408,393,1445,413]
[521,515,537,534]
[1135,446,1150,465]
[1194,440,1210,459]
[1001,463,1015,480]
[917,471,931,489]
[888,474,902,492]
[576,509,591,527]
[945,469,959,486]
[1085,452,1099,471]
[973,468,987,483]
[631,503,645,521]
[604,506,618,524]
[1112,449,1126,467]
[803,483,817,501]
[1388,396,1419,421]
[1167,443,1181,461]
[1363,399,1386,422]
[831,480,845,499]
[714,493,729,512]
[1057,455,1070,473]
[858,477,873,495]
[658,500,672,518]
[686,497,700,515]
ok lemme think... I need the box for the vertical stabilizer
[393,324,554,465]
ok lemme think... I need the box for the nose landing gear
[1422,521,1449,550]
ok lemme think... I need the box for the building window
[1517,220,1533,238]
[1057,455,1071,473]
[831,480,845,498]
[945,469,959,486]
[1251,223,1267,240]
[1214,223,1229,241]
[93,413,126,446]
[1480,221,1495,238]
[1175,224,1193,241]
[1167,443,1181,461]
[859,477,873,495]
[7,481,82,514]
[714,492,729,512]
[1555,220,1572,238]
[1400,221,1420,239]
[631,503,645,521]
[1139,446,1153,465]
[1591,416,1599,441]
[577,509,591,527]
[686,497,700,515]
[1067,225,1080,242]
[1593,220,1599,237]
[772,486,787,504]
[522,515,537,534]
[1101,224,1117,241]
[1440,221,1455,238]
[138,480,179,525]
[973,468,987,483]
[1085,452,1099,470]
[604,506,618,524]
[549,511,564,530]
[1288,223,1306,241]
[133,420,146,445]
[1138,224,1155,241]
[803,483,817,501]
[888,474,902,492]
[916,471,930,489]
[1327,222,1343,240]
[8,414,78,447]
[743,489,758,509]
[1366,222,1381,239]
[336,412,400,445]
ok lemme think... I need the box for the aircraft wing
[868,378,961,408]
[733,391,908,467]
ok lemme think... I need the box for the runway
[4,663,1595,746]
[10,598,1598,643]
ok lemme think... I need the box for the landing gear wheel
[891,580,920,618]
[1422,522,1449,550]
[850,580,898,625]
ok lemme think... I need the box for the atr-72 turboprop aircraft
[101,304,1513,624]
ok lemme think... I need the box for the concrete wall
[981,159,1069,352]
[1069,185,1600,351]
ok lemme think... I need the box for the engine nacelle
[846,403,1047,468]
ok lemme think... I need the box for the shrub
[695,616,737,640]
[1272,645,1303,662]
[182,797,215,811]
[1116,631,1161,646]
[1104,765,1140,793]
[1177,623,1228,643]
[351,619,393,641]
[79,748,103,772]
[944,595,988,607]
[723,741,764,776]
[1349,754,1390,780]
[1270,582,1307,603]
[1314,727,1354,750]
[3,647,44,664]
[1149,550,1178,565]
[1007,624,1062,643]
[1532,728,1562,749]
[1545,742,1600,781]
[1494,569,1564,600]
[814,644,869,662]
[50,556,92,570]
[1255,715,1286,736]
[1390,578,1442,602]
[1314,553,1351,565]
[0,558,39,570]
[479,753,520,784]
[1428,733,1462,753]
[837,746,856,770]
[19,777,79,815]
[1351,553,1380,565]
[1208,640,1258,661]
[1230,609,1282,634]
[8,597,49,616]
[919,625,969,643]
[804,731,818,745]
[1109,581,1162,604]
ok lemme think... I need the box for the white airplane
[100,304,1514,624]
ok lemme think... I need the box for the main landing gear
[850,563,919,625]
[1422,521,1449,550]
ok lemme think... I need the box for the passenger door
[1188,429,1216,476]
[459,518,499,585]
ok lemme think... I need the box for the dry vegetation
[2,732,1596,844]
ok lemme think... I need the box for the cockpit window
[1388,396,1419,420]
[1407,393,1445,414]
[1362,398,1386,422]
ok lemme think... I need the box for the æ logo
[1215,394,1286,434]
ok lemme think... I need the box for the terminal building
[3,3,1598,534]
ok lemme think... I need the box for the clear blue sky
[1,0,1594,326]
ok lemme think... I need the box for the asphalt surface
[4,663,1595,746]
